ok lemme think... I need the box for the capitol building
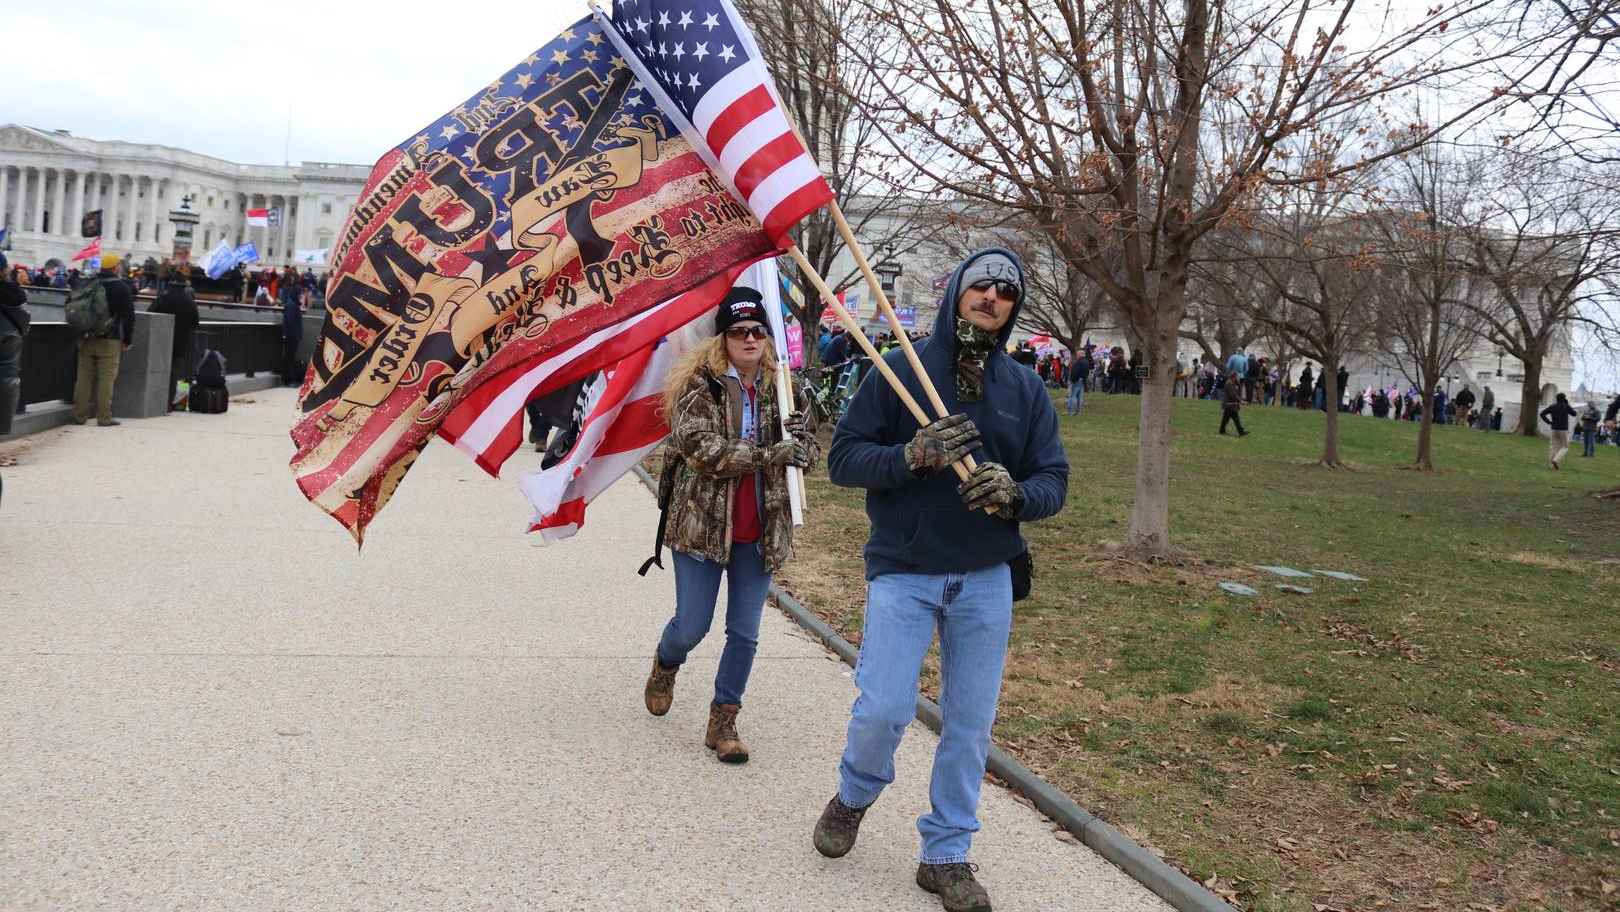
[0,124,370,269]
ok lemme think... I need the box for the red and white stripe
[518,322,699,540]
[692,66,831,241]
[246,208,271,227]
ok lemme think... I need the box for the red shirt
[732,385,761,543]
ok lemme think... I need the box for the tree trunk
[1414,379,1437,470]
[1320,356,1343,468]
[1514,358,1544,437]
[1125,306,1184,557]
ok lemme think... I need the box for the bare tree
[1370,149,1482,471]
[1495,0,1620,162]
[834,0,1558,556]
[740,0,930,361]
[1231,181,1381,467]
[1455,150,1620,435]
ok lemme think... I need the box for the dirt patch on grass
[1500,551,1581,571]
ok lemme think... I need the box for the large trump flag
[290,14,779,541]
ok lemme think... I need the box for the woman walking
[643,289,818,763]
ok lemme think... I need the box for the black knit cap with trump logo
[714,286,766,335]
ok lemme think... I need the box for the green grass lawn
[778,390,1620,912]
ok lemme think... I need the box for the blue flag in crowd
[198,241,234,280]
[0,228,8,249]
[231,242,259,267]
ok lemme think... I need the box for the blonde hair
[662,332,778,421]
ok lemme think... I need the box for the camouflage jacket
[663,367,817,573]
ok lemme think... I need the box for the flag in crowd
[597,0,832,243]
[292,248,328,266]
[288,12,791,541]
[0,228,7,248]
[245,207,278,227]
[80,209,102,238]
[232,242,259,266]
[197,240,235,280]
[70,236,101,262]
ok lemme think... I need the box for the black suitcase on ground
[188,385,228,414]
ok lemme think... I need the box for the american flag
[598,0,832,244]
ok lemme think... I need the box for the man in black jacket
[148,279,200,410]
[1540,393,1579,469]
[1220,372,1250,436]
[72,253,135,427]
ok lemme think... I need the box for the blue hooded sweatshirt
[827,247,1069,580]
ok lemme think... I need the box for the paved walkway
[1,389,1170,911]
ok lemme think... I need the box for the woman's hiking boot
[704,701,749,763]
[916,862,992,912]
[812,794,870,858]
[643,655,678,716]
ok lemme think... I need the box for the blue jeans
[1065,382,1083,414]
[657,545,772,707]
[838,566,1013,864]
[1583,428,1597,456]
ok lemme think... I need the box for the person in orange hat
[71,253,136,426]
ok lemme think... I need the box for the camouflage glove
[903,414,981,476]
[768,438,815,469]
[957,461,1023,519]
[783,412,809,442]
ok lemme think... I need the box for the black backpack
[194,348,227,388]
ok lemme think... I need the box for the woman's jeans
[657,544,772,707]
[838,565,1012,864]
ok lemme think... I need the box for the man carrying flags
[813,249,1068,912]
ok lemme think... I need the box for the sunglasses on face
[725,325,770,340]
[969,279,1019,300]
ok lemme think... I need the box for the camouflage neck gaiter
[955,319,998,403]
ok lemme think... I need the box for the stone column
[71,170,88,239]
[107,174,122,243]
[151,179,165,247]
[0,167,10,232]
[145,177,160,245]
[51,168,66,237]
[30,169,46,233]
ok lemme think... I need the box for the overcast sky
[7,0,1611,390]
[4,0,586,166]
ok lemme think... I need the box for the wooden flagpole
[786,244,977,487]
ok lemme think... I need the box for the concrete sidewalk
[0,389,1170,911]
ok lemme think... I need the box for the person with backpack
[69,253,135,427]
[147,278,199,411]
[641,289,818,765]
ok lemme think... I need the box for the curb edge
[629,465,1235,912]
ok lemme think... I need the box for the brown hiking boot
[916,862,992,912]
[696,706,745,764]
[643,655,678,716]
[705,701,749,763]
[812,794,870,858]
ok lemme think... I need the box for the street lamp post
[874,244,902,335]
[1496,346,1505,378]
